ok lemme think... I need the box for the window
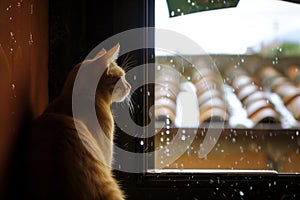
[152,0,300,174]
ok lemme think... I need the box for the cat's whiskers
[125,95,135,116]
[121,54,136,72]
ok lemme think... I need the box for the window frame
[115,0,300,199]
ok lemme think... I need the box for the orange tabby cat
[25,44,130,200]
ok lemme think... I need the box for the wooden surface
[0,0,48,194]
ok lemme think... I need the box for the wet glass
[153,0,300,174]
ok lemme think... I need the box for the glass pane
[153,0,300,173]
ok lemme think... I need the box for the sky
[155,0,300,54]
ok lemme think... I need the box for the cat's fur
[25,44,130,200]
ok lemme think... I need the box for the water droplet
[17,2,21,7]
[139,140,144,145]
[181,135,186,141]
[30,4,33,14]
[239,191,244,196]
[241,58,245,63]
[9,17,13,21]
[296,131,299,136]
[133,75,136,80]
[11,84,16,90]
[29,33,34,45]
[157,65,161,70]
[6,5,12,11]
[171,11,175,16]
[166,119,170,125]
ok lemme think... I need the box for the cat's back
[25,113,108,200]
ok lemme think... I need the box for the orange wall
[0,0,48,191]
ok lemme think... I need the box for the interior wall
[0,0,48,195]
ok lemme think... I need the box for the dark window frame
[119,0,300,199]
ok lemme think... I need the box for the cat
[25,44,131,200]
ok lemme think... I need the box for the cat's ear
[105,44,120,64]
[93,48,107,59]
[92,44,119,72]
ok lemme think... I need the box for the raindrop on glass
[6,5,12,11]
[239,191,244,196]
[29,33,34,45]
[30,4,33,14]
[181,135,186,141]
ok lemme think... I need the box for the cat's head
[96,44,131,103]
[62,44,131,104]
[89,44,131,103]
